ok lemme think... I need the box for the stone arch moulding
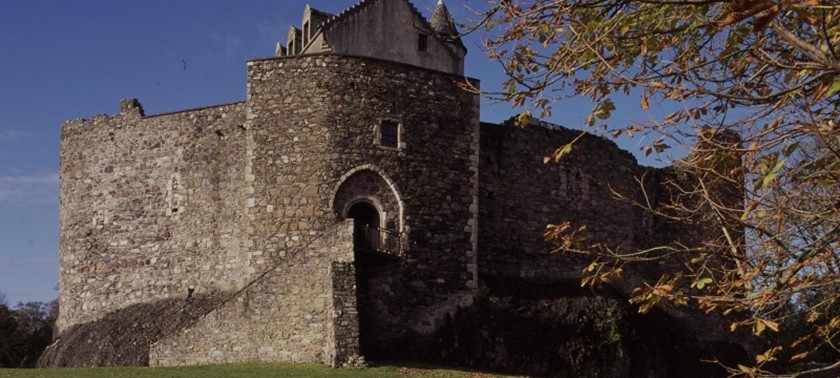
[330,164,405,234]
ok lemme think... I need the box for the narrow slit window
[418,33,428,52]
[380,121,399,148]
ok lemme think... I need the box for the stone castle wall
[474,122,751,353]
[478,122,659,281]
[59,52,480,362]
[58,101,250,332]
[56,48,747,369]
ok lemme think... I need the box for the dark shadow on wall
[355,250,401,359]
[371,278,749,378]
[37,294,225,368]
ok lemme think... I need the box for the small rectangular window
[418,33,428,52]
[380,121,399,148]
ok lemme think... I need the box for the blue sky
[0,0,661,306]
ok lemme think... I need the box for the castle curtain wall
[477,123,656,281]
[58,102,248,332]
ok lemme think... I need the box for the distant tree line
[0,292,57,368]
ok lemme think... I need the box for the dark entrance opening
[347,202,380,252]
[347,201,379,227]
[345,201,392,359]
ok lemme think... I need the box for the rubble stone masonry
[59,53,479,366]
[478,122,658,281]
[59,101,249,332]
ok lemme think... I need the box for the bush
[0,299,57,368]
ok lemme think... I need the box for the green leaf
[586,114,596,126]
[692,277,713,290]
[782,142,799,157]
[758,153,778,173]
[827,77,840,97]
[593,99,616,120]
[550,143,574,162]
[761,158,786,188]
[515,110,532,128]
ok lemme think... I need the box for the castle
[54,0,744,372]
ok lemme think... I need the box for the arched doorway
[331,167,403,236]
[331,168,404,360]
[347,201,380,252]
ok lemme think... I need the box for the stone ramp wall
[37,294,225,368]
[149,220,358,366]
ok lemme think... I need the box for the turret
[430,0,458,38]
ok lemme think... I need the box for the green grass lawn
[0,363,515,378]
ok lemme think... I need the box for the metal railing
[354,224,402,257]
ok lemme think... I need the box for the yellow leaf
[753,320,765,336]
[791,334,811,349]
[756,346,781,364]
[738,364,754,374]
[641,91,650,110]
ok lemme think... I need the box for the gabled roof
[304,4,334,30]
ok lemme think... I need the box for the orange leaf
[641,91,650,110]
[790,351,810,362]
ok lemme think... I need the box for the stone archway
[331,167,403,359]
[331,165,404,233]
